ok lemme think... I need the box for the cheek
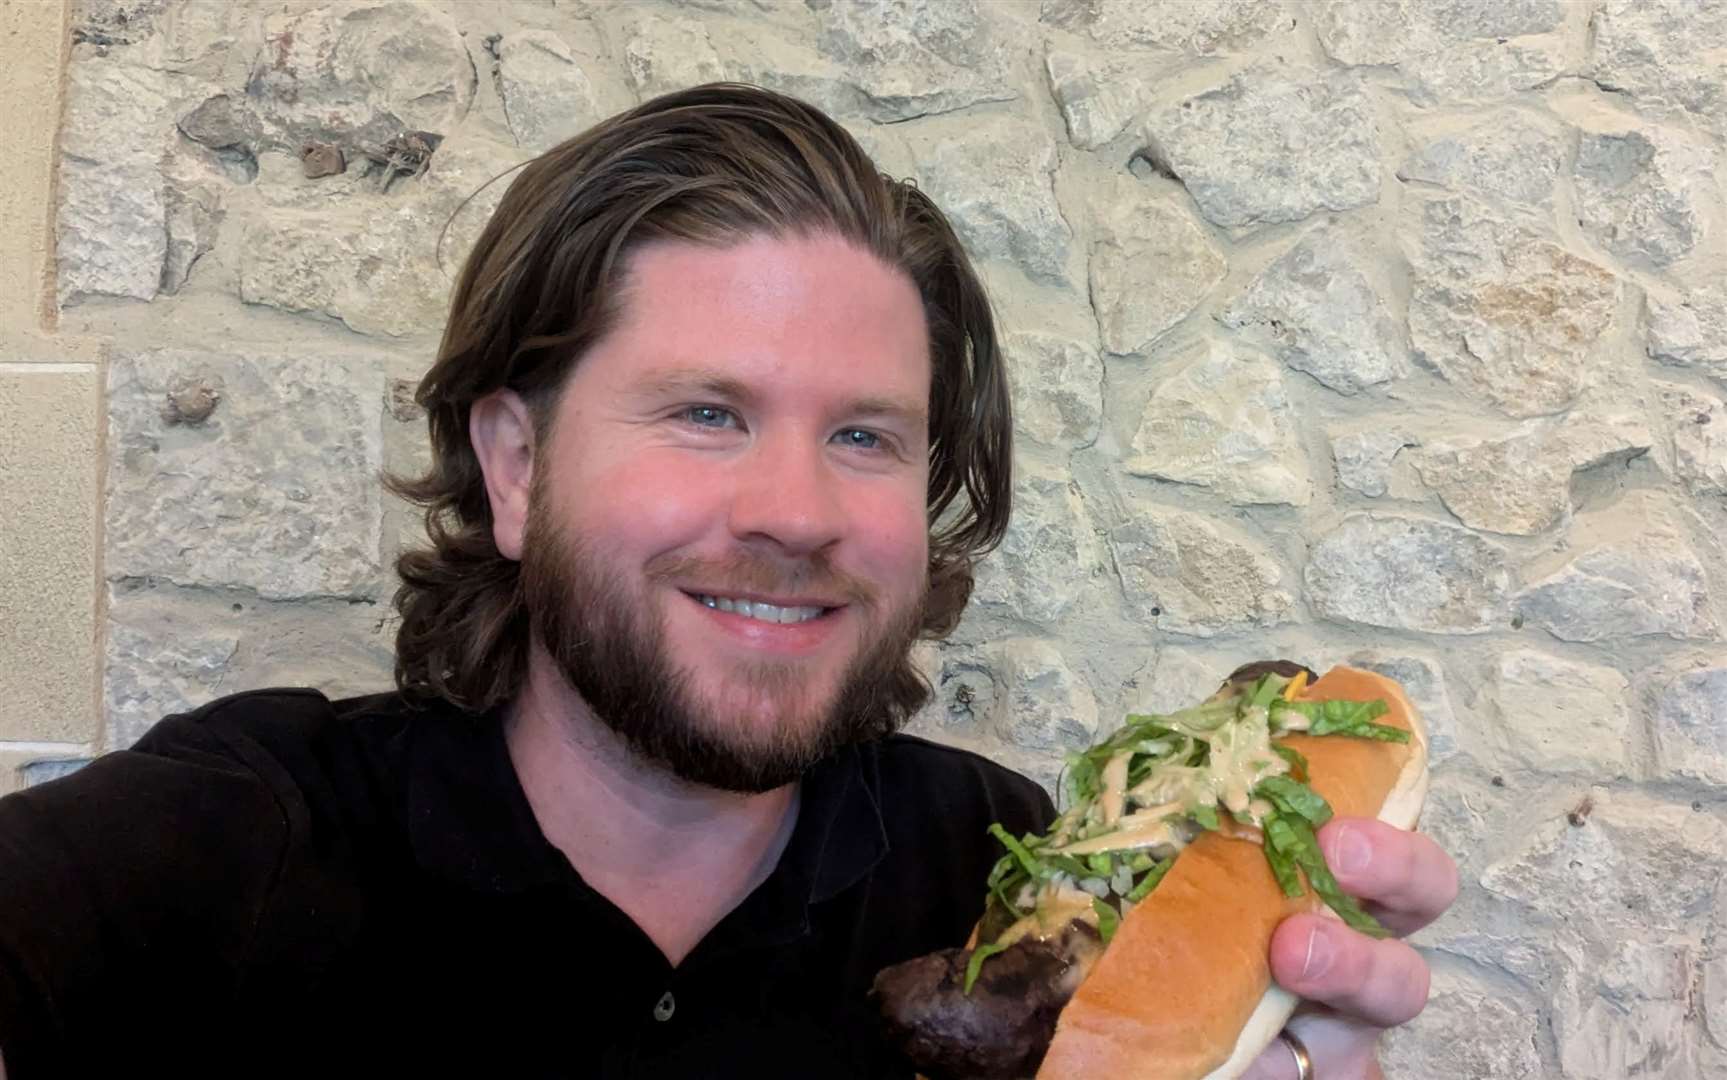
[565,455,724,550]
[849,486,930,587]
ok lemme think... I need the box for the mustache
[644,550,880,610]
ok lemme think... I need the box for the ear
[469,389,536,561]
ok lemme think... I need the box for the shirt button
[653,991,675,1022]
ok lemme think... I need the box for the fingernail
[1331,824,1372,875]
[1301,924,1335,981]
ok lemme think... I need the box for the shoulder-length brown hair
[389,83,1011,713]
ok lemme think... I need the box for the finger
[1241,1010,1384,1080]
[1269,913,1431,1028]
[1318,817,1458,935]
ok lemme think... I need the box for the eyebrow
[630,367,928,429]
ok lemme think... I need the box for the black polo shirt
[0,688,1053,1079]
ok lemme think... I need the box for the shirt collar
[405,700,891,914]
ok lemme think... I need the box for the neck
[504,639,800,964]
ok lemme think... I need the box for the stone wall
[16,0,1727,1075]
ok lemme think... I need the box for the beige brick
[0,365,99,743]
[0,0,68,333]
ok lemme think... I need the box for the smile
[690,593,831,625]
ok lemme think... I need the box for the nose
[726,428,847,556]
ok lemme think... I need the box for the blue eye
[836,428,881,450]
[684,406,737,429]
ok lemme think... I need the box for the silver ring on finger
[1277,1029,1314,1080]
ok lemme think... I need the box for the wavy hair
[388,83,1012,714]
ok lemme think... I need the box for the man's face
[519,232,933,792]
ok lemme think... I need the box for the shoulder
[864,734,1056,882]
[870,733,1055,834]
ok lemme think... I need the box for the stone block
[1089,177,1225,355]
[1574,123,1713,270]
[1480,650,1633,776]
[971,467,1099,627]
[1108,507,1294,637]
[1331,429,1417,498]
[1220,224,1406,394]
[498,30,606,153]
[1039,0,1285,53]
[1305,514,1513,634]
[1139,68,1380,230]
[1397,112,1562,209]
[1588,0,1727,142]
[1648,283,1727,384]
[1407,195,1620,418]
[104,577,394,749]
[1649,665,1727,786]
[914,114,1070,286]
[105,348,387,601]
[1125,339,1311,506]
[57,60,172,305]
[990,638,1099,753]
[1002,331,1102,451]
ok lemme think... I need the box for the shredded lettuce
[964,940,1013,993]
[969,673,1406,992]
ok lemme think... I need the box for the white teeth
[694,594,825,624]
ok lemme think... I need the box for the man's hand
[1242,817,1459,1080]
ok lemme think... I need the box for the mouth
[683,590,838,626]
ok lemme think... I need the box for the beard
[518,498,929,794]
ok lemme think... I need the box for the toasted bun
[1033,666,1431,1080]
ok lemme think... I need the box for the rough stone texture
[1220,225,1406,394]
[106,348,386,600]
[1481,791,1726,1079]
[1331,429,1416,498]
[1124,339,1311,506]
[812,0,1015,122]
[238,133,526,336]
[914,115,1070,286]
[1089,177,1225,354]
[621,14,726,102]
[1380,980,1546,1079]
[1650,665,1727,785]
[1588,0,1727,143]
[1044,48,1152,151]
[58,60,171,304]
[970,467,1099,627]
[1002,331,1103,451]
[1039,0,1285,54]
[1482,787,1725,935]
[1573,124,1713,270]
[1139,69,1381,230]
[1305,514,1514,634]
[1409,414,1652,537]
[1647,283,1727,383]
[160,148,226,294]
[1480,650,1633,776]
[1108,508,1294,637]
[105,577,395,749]
[1517,529,1718,644]
[1312,0,1567,106]
[245,2,476,154]
[991,639,1100,752]
[497,30,605,152]
[1407,195,1620,417]
[1654,381,1727,495]
[1397,113,1563,209]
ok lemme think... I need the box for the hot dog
[872,662,1431,1080]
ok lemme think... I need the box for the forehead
[578,233,932,405]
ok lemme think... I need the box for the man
[0,85,1455,1078]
